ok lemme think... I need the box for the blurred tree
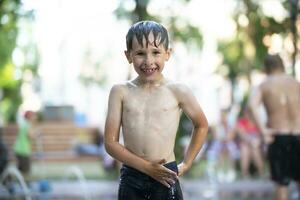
[0,0,37,122]
[217,0,298,104]
[114,0,203,48]
[288,0,299,76]
[79,48,107,87]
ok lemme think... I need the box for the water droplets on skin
[280,93,287,105]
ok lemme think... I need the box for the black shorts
[15,154,31,174]
[268,134,300,186]
[118,161,183,200]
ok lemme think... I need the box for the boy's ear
[124,50,132,64]
[165,48,172,61]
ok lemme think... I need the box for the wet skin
[105,32,208,188]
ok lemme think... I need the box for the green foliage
[0,63,18,88]
[218,0,293,81]
[78,50,107,87]
[217,0,294,105]
[0,86,21,122]
[114,0,203,49]
[0,0,21,122]
[218,39,245,79]
[0,0,37,123]
[175,113,193,162]
[114,0,154,22]
[169,17,203,49]
[78,63,107,87]
[0,0,20,69]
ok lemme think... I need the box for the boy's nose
[145,55,154,66]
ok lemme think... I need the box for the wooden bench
[2,122,102,162]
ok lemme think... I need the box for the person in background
[207,109,239,182]
[13,111,38,183]
[0,132,8,176]
[235,106,264,178]
[0,108,8,176]
[75,127,117,171]
[249,54,300,200]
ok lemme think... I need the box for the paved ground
[1,179,299,200]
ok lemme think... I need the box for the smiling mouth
[141,67,158,74]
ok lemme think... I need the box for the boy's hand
[177,162,189,177]
[145,159,178,188]
[262,128,275,144]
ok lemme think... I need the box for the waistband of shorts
[122,161,178,175]
[274,133,300,137]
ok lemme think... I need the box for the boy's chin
[140,75,161,82]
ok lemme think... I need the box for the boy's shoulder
[111,80,134,89]
[109,80,139,93]
[109,82,129,98]
[165,80,192,94]
[110,80,192,94]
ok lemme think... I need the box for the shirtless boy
[104,21,208,200]
[249,54,300,200]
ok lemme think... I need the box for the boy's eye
[136,52,145,56]
[153,51,161,55]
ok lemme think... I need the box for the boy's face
[125,32,171,82]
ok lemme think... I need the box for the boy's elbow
[104,138,120,152]
[201,125,208,136]
[195,120,208,134]
[200,117,209,130]
[104,140,114,154]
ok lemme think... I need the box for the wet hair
[126,21,169,52]
[264,54,285,74]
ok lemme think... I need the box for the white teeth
[143,68,156,73]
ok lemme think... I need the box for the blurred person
[0,109,8,175]
[249,54,300,200]
[207,109,239,182]
[75,127,117,171]
[235,106,264,178]
[0,132,8,176]
[75,127,104,156]
[13,110,38,183]
[0,109,9,192]
[104,20,208,200]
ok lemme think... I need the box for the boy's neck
[268,68,284,76]
[135,76,165,88]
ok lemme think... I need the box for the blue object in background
[38,179,51,192]
[74,112,87,127]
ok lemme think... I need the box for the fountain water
[0,165,32,200]
[64,165,92,200]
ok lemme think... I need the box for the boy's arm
[249,86,273,144]
[174,84,208,176]
[28,123,39,140]
[104,85,177,187]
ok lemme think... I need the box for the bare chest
[122,87,180,122]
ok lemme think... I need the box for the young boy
[249,54,300,200]
[104,21,208,200]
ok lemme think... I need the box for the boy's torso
[121,81,181,162]
[261,75,300,134]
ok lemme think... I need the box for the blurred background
[0,0,299,199]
